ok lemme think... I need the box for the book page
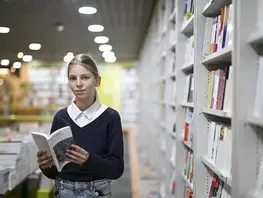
[31,132,50,152]
[48,126,74,171]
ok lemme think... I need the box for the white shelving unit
[139,0,177,197]
[232,0,263,197]
[138,0,263,197]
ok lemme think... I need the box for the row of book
[183,108,194,148]
[24,64,73,108]
[185,187,193,198]
[183,0,194,24]
[184,74,194,103]
[207,121,232,174]
[184,36,194,65]
[203,4,233,56]
[208,174,231,198]
[169,171,176,195]
[184,149,194,184]
[207,66,233,112]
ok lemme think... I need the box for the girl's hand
[66,144,89,165]
[37,150,53,170]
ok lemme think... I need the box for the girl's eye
[82,76,89,80]
[69,77,76,81]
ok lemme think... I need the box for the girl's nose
[76,78,83,86]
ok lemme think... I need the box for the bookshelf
[139,0,177,197]
[138,0,236,197]
[233,0,263,197]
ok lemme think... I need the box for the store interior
[0,0,145,198]
[1,0,263,198]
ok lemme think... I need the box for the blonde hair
[67,54,99,78]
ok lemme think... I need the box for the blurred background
[0,0,248,197]
[0,0,157,198]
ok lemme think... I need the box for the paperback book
[31,126,74,172]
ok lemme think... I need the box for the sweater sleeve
[40,114,59,180]
[82,111,124,180]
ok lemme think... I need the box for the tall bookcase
[232,0,263,198]
[137,0,253,197]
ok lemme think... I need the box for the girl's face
[68,65,100,100]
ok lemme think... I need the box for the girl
[37,54,124,198]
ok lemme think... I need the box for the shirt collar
[70,92,101,120]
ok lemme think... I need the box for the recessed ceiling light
[94,36,109,44]
[10,67,16,73]
[29,43,41,50]
[63,52,74,63]
[0,69,9,75]
[0,59,10,66]
[99,44,112,52]
[63,56,74,63]
[56,22,64,32]
[102,51,115,58]
[88,25,104,32]
[78,6,97,15]
[63,56,70,63]
[66,52,74,57]
[13,62,21,69]
[22,55,33,62]
[0,27,10,33]
[17,52,24,59]
[105,56,116,63]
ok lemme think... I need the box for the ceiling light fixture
[17,52,24,59]
[105,56,117,63]
[102,51,115,58]
[63,56,71,63]
[56,22,64,32]
[63,52,74,63]
[22,55,33,62]
[13,62,22,69]
[67,52,74,57]
[0,27,10,33]
[88,25,104,32]
[10,67,16,73]
[78,6,97,15]
[29,43,41,50]
[0,59,10,66]
[0,69,9,75]
[94,36,109,44]
[99,44,112,52]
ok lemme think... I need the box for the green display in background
[97,63,123,113]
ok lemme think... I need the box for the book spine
[216,69,227,110]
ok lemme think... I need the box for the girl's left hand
[66,144,89,165]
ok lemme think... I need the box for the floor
[111,134,132,198]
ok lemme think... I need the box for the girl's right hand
[37,150,53,170]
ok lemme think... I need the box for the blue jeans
[54,177,112,198]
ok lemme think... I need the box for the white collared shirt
[67,93,108,128]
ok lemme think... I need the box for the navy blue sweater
[41,107,124,182]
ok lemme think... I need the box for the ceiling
[0,0,157,64]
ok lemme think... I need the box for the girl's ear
[95,76,101,87]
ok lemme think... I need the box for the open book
[31,126,74,172]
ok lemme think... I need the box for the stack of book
[0,166,9,194]
[0,136,39,192]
